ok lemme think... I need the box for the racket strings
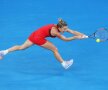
[95,28,108,41]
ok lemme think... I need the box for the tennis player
[0,19,87,69]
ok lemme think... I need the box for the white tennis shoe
[0,51,5,60]
[61,59,73,69]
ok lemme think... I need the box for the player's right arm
[55,32,83,41]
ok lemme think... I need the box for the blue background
[0,0,108,90]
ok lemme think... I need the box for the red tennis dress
[28,24,57,45]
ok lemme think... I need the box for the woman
[0,19,88,69]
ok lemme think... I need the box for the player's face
[59,26,68,33]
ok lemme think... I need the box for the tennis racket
[87,28,108,42]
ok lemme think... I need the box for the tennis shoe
[0,51,5,60]
[62,59,73,69]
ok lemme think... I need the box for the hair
[57,18,67,28]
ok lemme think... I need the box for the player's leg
[8,39,33,52]
[41,41,63,63]
[41,41,73,69]
[0,39,33,59]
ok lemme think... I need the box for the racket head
[89,28,108,41]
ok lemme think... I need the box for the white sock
[61,61,66,67]
[2,50,9,55]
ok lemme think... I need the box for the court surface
[0,0,108,90]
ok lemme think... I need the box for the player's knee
[18,45,25,50]
[52,48,58,53]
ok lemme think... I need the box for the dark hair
[57,18,67,28]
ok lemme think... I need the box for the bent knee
[51,48,58,52]
[18,45,26,50]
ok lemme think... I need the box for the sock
[61,61,66,66]
[3,50,9,55]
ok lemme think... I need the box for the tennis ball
[96,39,101,43]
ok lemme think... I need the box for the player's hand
[73,36,83,39]
[81,35,88,39]
[74,35,88,39]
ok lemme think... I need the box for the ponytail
[57,18,67,28]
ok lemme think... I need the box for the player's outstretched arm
[66,29,86,36]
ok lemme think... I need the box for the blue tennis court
[0,0,108,90]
